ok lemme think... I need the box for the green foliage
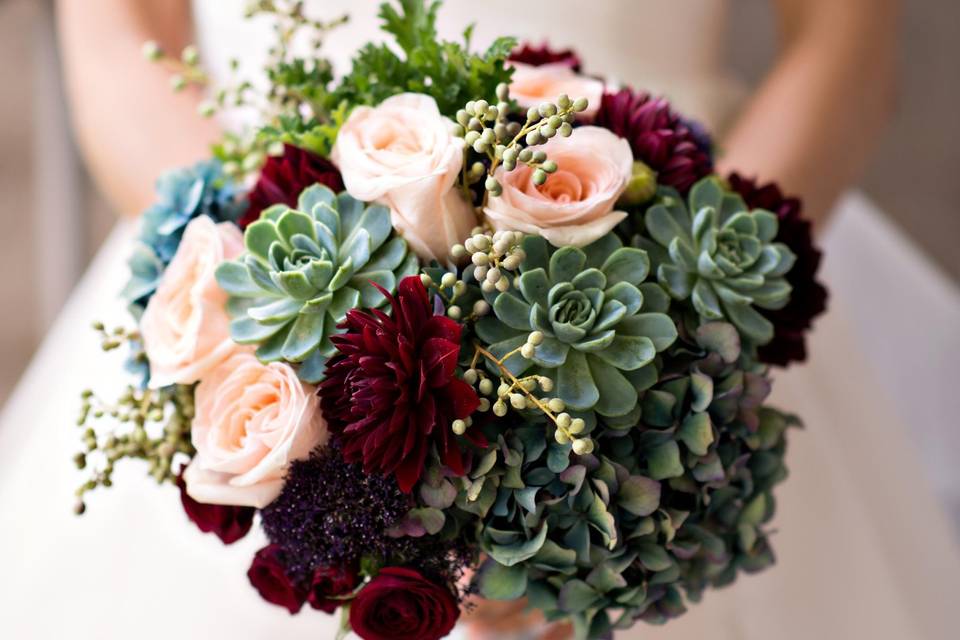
[461,321,796,638]
[475,234,677,417]
[327,0,516,115]
[215,185,417,382]
[257,102,350,158]
[634,177,796,345]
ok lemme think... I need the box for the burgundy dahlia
[318,276,480,493]
[239,143,344,228]
[176,471,254,544]
[595,88,713,192]
[308,564,359,614]
[349,567,460,640]
[247,544,306,614]
[509,41,582,72]
[728,172,828,366]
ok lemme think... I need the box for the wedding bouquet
[73,1,827,638]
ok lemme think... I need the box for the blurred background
[0,0,957,473]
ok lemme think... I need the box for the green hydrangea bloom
[475,234,677,417]
[638,177,796,345]
[215,184,418,382]
[469,322,795,638]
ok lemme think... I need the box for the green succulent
[215,184,418,382]
[475,234,677,417]
[468,322,795,638]
[637,177,796,345]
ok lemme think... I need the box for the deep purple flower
[176,471,254,544]
[595,88,713,192]
[260,446,474,594]
[308,564,359,614]
[508,42,582,72]
[318,276,481,493]
[728,173,828,366]
[239,144,344,228]
[247,545,306,614]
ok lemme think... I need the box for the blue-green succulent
[122,160,244,313]
[637,177,796,345]
[475,234,677,417]
[215,184,418,382]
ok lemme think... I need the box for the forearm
[56,0,219,217]
[718,0,899,224]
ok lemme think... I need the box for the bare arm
[718,0,899,224]
[56,0,219,216]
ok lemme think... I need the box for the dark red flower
[509,41,582,72]
[308,564,360,614]
[247,544,306,614]
[176,470,254,544]
[349,567,459,640]
[239,144,344,228]
[728,172,829,366]
[595,88,713,192]
[318,276,481,493]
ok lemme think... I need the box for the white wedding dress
[1,2,958,639]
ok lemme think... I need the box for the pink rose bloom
[184,351,328,508]
[508,62,604,119]
[484,126,633,247]
[331,93,477,262]
[141,216,244,389]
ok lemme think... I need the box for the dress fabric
[0,2,957,639]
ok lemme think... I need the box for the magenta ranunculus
[595,88,713,193]
[239,144,344,228]
[247,545,306,614]
[727,172,829,366]
[176,471,254,544]
[349,567,459,640]
[307,564,359,614]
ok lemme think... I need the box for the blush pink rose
[184,350,327,508]
[508,62,604,119]
[141,216,244,388]
[484,126,633,247]
[330,93,477,262]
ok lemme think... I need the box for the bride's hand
[462,596,573,640]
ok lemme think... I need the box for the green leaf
[281,311,324,362]
[678,412,714,456]
[658,263,694,299]
[477,560,528,600]
[602,247,650,286]
[493,291,533,331]
[557,350,599,411]
[215,261,259,297]
[618,313,678,351]
[244,221,282,261]
[647,441,684,480]
[276,210,317,244]
[618,475,661,516]
[692,280,723,319]
[695,322,741,362]
[297,184,336,216]
[557,579,601,614]
[689,177,725,214]
[645,203,691,248]
[276,270,317,300]
[487,524,548,566]
[724,301,775,344]
[594,335,655,371]
[635,543,673,572]
[590,356,639,417]
[549,246,587,284]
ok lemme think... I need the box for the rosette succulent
[215,184,418,382]
[637,177,796,345]
[122,160,244,312]
[470,322,794,638]
[475,234,677,417]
